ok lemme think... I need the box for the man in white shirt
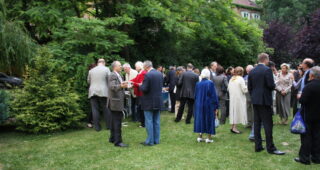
[123,63,138,121]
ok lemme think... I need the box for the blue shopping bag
[290,109,306,134]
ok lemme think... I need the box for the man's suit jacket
[178,70,199,99]
[140,69,164,111]
[212,75,228,100]
[299,69,311,93]
[300,80,320,123]
[87,65,111,98]
[108,72,125,112]
[166,70,176,92]
[248,64,275,106]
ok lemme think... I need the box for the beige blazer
[87,65,111,98]
[125,69,138,97]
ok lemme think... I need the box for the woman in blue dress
[194,69,219,143]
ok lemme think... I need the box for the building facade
[232,0,262,20]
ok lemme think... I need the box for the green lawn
[0,112,319,170]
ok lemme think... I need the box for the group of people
[86,53,320,165]
[88,59,163,147]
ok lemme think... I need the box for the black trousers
[87,110,93,124]
[176,97,194,123]
[169,92,176,113]
[299,121,320,163]
[292,95,298,117]
[253,105,277,152]
[109,111,123,145]
[137,97,145,127]
[131,97,137,121]
[90,96,111,131]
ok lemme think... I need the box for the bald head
[97,59,106,66]
[111,61,122,72]
[302,58,314,71]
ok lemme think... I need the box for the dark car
[0,72,23,89]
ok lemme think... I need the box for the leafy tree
[261,0,320,29]
[12,48,85,133]
[263,21,295,65]
[293,8,320,63]
[0,90,10,123]
[0,0,37,75]
[4,0,87,44]
[48,16,134,112]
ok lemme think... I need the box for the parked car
[0,72,23,89]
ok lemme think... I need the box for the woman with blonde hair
[228,66,248,134]
[275,63,293,124]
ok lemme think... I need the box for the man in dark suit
[166,66,177,113]
[108,61,128,147]
[175,63,199,124]
[295,66,320,165]
[139,60,164,146]
[248,53,285,155]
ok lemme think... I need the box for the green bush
[0,90,9,123]
[12,48,85,133]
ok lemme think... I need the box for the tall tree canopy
[261,0,320,65]
[2,0,266,115]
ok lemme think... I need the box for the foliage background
[1,0,268,132]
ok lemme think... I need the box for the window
[241,11,250,19]
[252,13,260,20]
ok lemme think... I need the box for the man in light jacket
[87,59,111,131]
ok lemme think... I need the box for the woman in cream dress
[228,67,248,134]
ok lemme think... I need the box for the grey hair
[310,66,320,80]
[246,65,254,72]
[210,61,218,66]
[201,69,211,79]
[111,61,121,69]
[135,61,143,69]
[143,60,153,68]
[123,63,131,68]
[176,66,184,72]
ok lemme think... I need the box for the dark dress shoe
[109,139,114,144]
[249,137,255,142]
[174,119,180,123]
[115,143,128,147]
[294,158,310,165]
[186,121,191,124]
[140,142,153,146]
[255,147,265,152]
[269,150,285,155]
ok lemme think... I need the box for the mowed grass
[0,112,319,170]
